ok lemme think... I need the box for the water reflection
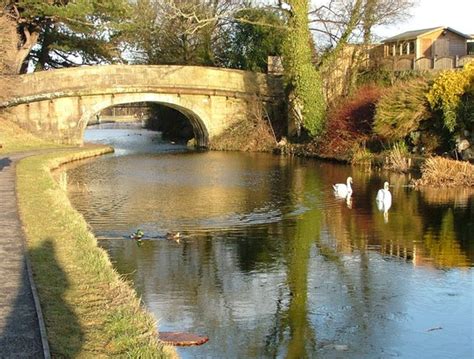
[62,128,473,358]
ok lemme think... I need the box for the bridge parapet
[4,65,283,105]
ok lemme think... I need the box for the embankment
[16,145,177,358]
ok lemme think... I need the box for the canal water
[62,126,473,359]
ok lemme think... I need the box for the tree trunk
[14,27,40,74]
[283,0,326,137]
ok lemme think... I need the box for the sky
[374,0,473,39]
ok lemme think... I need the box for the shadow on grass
[27,239,84,357]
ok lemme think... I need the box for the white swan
[376,181,392,213]
[333,177,353,198]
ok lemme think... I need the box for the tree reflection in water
[63,142,473,358]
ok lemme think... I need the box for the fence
[376,55,474,71]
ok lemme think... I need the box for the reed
[413,157,474,187]
[384,142,411,172]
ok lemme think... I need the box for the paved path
[0,153,49,358]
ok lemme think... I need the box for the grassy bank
[16,146,177,358]
[0,116,64,154]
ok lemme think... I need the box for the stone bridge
[1,65,284,147]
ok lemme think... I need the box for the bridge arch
[82,94,210,147]
[1,65,284,147]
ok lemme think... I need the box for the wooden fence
[375,55,474,71]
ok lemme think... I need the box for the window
[397,44,403,56]
[388,44,395,56]
[403,42,409,54]
[468,42,474,55]
[401,41,415,55]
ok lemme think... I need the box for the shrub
[356,67,395,87]
[457,82,474,131]
[357,67,431,88]
[426,62,474,132]
[412,157,474,187]
[417,131,443,154]
[374,78,431,141]
[317,85,384,159]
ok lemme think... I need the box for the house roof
[383,27,470,42]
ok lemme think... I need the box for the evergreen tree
[218,7,285,72]
[3,0,131,73]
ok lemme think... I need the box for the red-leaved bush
[317,85,385,159]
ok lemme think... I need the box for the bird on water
[166,232,181,243]
[333,177,353,198]
[376,182,392,222]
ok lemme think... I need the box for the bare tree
[310,0,415,54]
[122,0,247,65]
[308,0,415,101]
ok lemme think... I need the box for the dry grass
[17,147,177,358]
[210,100,277,152]
[384,142,411,172]
[413,157,474,187]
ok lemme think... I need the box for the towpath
[0,152,49,358]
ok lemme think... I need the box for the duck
[166,232,181,243]
[333,177,353,198]
[130,229,144,240]
[376,181,392,213]
[130,229,144,246]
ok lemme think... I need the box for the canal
[61,125,473,358]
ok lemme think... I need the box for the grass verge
[16,145,177,358]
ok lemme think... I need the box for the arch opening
[81,97,209,148]
[145,103,197,145]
